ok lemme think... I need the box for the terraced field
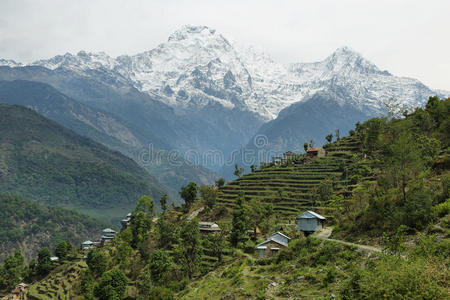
[28,260,87,300]
[217,137,362,220]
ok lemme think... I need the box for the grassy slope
[0,103,166,224]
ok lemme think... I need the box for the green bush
[340,257,448,299]
[432,198,450,218]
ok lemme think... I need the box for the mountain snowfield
[4,25,444,121]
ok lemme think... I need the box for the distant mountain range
[0,80,218,191]
[0,25,447,177]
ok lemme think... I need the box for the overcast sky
[0,0,448,90]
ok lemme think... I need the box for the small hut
[81,240,94,250]
[306,147,326,158]
[272,156,282,165]
[199,222,221,234]
[297,211,326,233]
[256,232,291,258]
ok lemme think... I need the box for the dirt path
[187,207,204,220]
[313,227,382,253]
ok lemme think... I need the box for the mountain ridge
[7,25,445,120]
[0,25,448,174]
[0,103,168,224]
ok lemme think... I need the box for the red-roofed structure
[306,147,326,158]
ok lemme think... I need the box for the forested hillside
[2,97,448,299]
[0,194,104,262]
[0,103,167,224]
[0,80,218,196]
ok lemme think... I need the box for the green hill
[0,194,104,262]
[0,80,219,198]
[0,103,167,224]
[5,97,449,299]
[216,136,363,219]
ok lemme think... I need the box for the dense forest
[0,194,104,262]
[0,97,448,299]
[0,103,167,224]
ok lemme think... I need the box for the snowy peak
[0,59,23,68]
[324,46,383,75]
[1,25,443,120]
[168,25,217,42]
[32,51,116,71]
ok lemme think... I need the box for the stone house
[256,232,291,258]
[306,147,326,158]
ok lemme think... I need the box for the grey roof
[297,210,326,220]
[199,221,216,226]
[82,240,93,245]
[102,228,116,233]
[270,231,291,240]
[256,232,291,248]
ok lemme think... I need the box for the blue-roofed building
[256,232,291,258]
[297,211,326,233]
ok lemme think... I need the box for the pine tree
[230,192,248,247]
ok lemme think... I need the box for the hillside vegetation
[0,103,166,224]
[2,97,449,299]
[0,80,218,198]
[0,194,104,262]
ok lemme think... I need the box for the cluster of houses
[80,208,325,259]
[81,226,117,251]
[255,210,326,258]
[80,213,129,251]
[199,210,327,259]
[270,147,326,166]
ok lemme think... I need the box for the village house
[81,240,94,250]
[101,228,116,243]
[297,210,326,233]
[272,156,282,165]
[199,222,221,234]
[306,147,326,158]
[121,212,132,229]
[256,232,291,258]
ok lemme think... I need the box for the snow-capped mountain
[19,25,444,120]
[0,59,23,68]
[0,25,447,178]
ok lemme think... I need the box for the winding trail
[313,227,382,253]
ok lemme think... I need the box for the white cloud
[0,0,448,90]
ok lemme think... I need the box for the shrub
[432,198,450,218]
[339,257,448,299]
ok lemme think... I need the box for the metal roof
[271,231,291,240]
[256,232,291,248]
[297,210,326,220]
